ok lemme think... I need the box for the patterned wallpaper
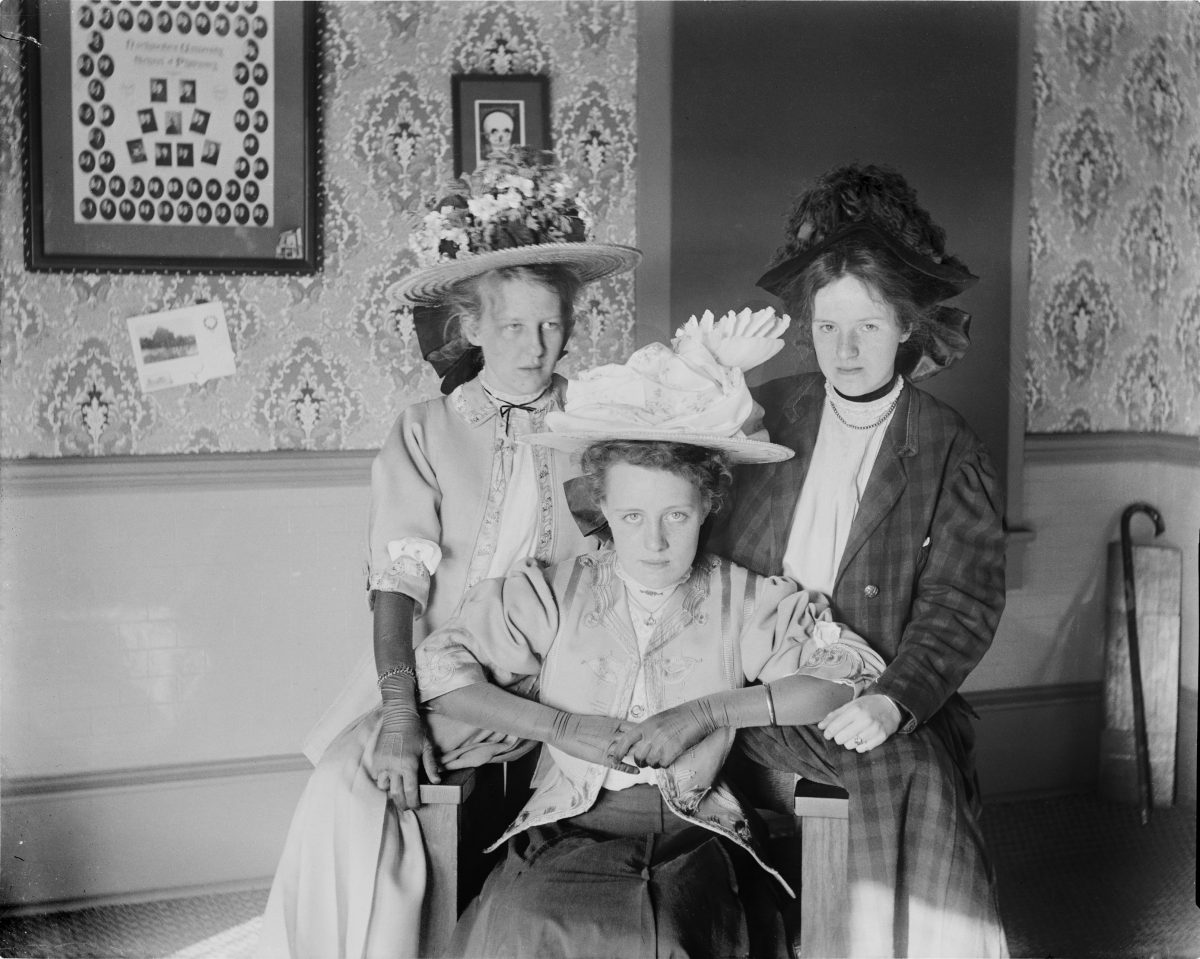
[6,2,1196,455]
[1027,1,1200,435]
[0,1,637,457]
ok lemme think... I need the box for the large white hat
[526,308,796,465]
[395,148,640,307]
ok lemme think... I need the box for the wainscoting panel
[1,682,1155,910]
[1,757,311,912]
[969,683,1103,801]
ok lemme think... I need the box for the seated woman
[416,311,887,958]
[257,150,640,959]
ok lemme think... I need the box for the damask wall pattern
[1027,1,1200,434]
[0,1,638,457]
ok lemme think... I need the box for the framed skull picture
[451,74,549,176]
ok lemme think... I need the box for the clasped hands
[373,692,906,811]
[601,692,905,769]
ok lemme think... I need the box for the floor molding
[0,878,270,919]
[2,754,311,799]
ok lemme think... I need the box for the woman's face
[465,277,566,396]
[811,274,909,396]
[600,462,705,590]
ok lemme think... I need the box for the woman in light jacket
[257,149,639,959]
[417,317,886,957]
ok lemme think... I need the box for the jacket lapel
[834,384,917,584]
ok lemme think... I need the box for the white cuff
[369,538,442,611]
[387,538,442,575]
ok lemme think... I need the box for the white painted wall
[1,459,370,780]
[966,440,1199,803]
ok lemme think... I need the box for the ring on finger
[852,735,864,747]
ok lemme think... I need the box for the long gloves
[607,673,853,770]
[426,682,638,773]
[370,591,440,810]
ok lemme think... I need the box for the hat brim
[397,242,642,306]
[524,429,794,465]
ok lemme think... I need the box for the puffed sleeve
[740,576,886,695]
[367,406,444,613]
[416,558,561,701]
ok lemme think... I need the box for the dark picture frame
[451,74,549,176]
[21,0,321,274]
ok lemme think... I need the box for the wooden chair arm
[418,767,478,806]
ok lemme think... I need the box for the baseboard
[0,877,272,919]
[0,756,313,910]
[1,754,311,798]
[967,682,1104,801]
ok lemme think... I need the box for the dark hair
[580,440,732,518]
[775,163,965,270]
[444,264,583,345]
[776,164,969,374]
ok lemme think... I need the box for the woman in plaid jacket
[709,164,1009,957]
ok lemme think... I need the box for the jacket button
[864,585,879,598]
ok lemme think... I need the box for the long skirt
[255,706,427,959]
[736,702,1008,959]
[447,784,786,959]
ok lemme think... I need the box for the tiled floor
[0,795,1197,958]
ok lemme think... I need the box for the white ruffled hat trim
[526,308,795,464]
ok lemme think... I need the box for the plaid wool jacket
[709,373,1005,731]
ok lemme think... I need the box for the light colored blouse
[782,377,904,593]
[417,549,885,889]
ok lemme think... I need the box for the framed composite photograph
[451,74,549,176]
[21,0,321,274]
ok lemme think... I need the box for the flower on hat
[672,307,791,372]
[548,306,789,441]
[409,148,591,268]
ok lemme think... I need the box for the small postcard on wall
[126,301,236,392]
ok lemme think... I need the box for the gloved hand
[370,590,440,810]
[547,711,639,772]
[371,675,441,811]
[426,683,637,774]
[605,698,728,770]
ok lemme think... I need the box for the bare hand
[370,710,441,811]
[550,713,638,773]
[818,693,901,753]
[607,704,713,770]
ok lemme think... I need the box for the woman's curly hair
[775,163,968,272]
[580,440,732,519]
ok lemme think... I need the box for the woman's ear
[461,315,482,347]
